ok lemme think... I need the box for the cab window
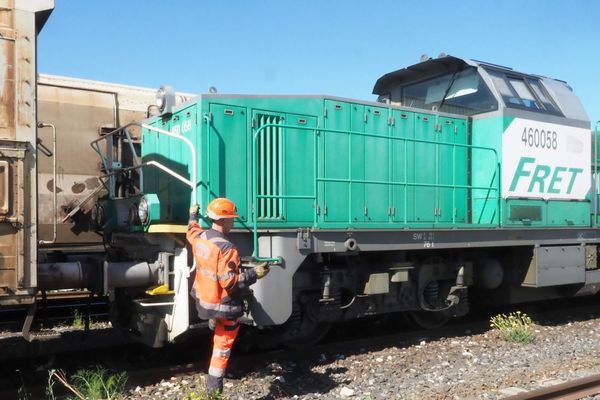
[395,67,498,116]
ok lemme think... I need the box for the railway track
[0,291,108,331]
[0,315,490,399]
[2,296,600,399]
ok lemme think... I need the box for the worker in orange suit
[187,198,269,397]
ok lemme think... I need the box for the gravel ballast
[127,314,600,399]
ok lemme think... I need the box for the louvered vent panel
[257,114,283,219]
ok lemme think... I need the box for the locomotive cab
[373,56,499,116]
[373,55,588,123]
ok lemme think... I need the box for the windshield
[485,68,562,115]
[394,67,498,116]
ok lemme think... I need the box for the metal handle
[38,122,57,244]
[0,161,8,215]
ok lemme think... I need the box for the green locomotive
[94,56,600,346]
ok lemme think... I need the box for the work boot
[206,374,223,398]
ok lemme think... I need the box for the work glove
[189,204,200,222]
[255,262,270,279]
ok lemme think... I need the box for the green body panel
[391,110,415,223]
[413,113,436,223]
[135,94,589,232]
[322,100,351,224]
[282,113,317,224]
[209,103,249,222]
[364,105,390,223]
[470,116,504,225]
[143,103,198,223]
[547,201,589,226]
[350,103,365,223]
[437,116,468,224]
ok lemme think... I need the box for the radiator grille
[257,114,283,219]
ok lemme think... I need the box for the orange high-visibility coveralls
[187,222,257,394]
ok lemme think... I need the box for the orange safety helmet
[206,198,239,220]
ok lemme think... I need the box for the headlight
[128,203,141,225]
[155,85,175,114]
[138,197,149,224]
[156,90,164,109]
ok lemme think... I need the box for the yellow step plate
[147,224,187,233]
[145,284,175,296]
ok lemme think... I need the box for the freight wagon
[0,1,193,333]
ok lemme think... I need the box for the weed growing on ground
[183,389,225,400]
[48,366,127,400]
[16,369,31,400]
[46,369,56,400]
[72,309,85,329]
[490,311,535,343]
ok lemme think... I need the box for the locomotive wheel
[284,320,332,349]
[408,310,451,330]
[283,295,332,348]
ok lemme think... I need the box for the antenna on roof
[420,54,429,62]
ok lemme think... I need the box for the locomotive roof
[372,56,553,95]
[373,56,472,94]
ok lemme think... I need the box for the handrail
[251,122,500,259]
[90,122,198,204]
[90,122,141,198]
[141,124,197,204]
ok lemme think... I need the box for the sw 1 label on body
[501,118,591,200]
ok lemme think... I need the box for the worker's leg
[206,318,240,396]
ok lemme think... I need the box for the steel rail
[504,373,600,400]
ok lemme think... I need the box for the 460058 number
[521,127,557,149]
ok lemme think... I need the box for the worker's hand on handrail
[255,262,270,279]
[189,204,200,223]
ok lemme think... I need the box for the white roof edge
[16,0,54,13]
[38,73,197,98]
